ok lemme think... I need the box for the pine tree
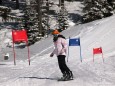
[57,6,68,32]
[0,6,11,22]
[107,0,115,10]
[57,0,69,32]
[83,0,114,23]
[22,0,50,45]
[22,5,41,45]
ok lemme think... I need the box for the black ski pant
[57,55,71,75]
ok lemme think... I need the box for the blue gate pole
[79,38,82,62]
[80,45,82,62]
[67,37,70,62]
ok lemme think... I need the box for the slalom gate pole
[12,42,16,65]
[93,54,94,62]
[80,45,82,62]
[67,37,70,62]
[26,42,30,65]
[102,52,104,63]
[79,37,82,62]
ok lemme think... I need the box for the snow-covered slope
[0,13,115,86]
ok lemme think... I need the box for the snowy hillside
[0,11,115,86]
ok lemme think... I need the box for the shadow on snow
[20,77,58,80]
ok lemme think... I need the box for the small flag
[93,47,104,62]
[12,29,30,65]
[69,38,80,46]
[12,30,28,42]
[93,47,102,54]
[68,37,82,62]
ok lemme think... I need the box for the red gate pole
[12,42,16,65]
[93,54,94,62]
[26,42,30,65]
[93,48,94,62]
[102,52,104,63]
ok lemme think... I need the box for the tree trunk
[0,0,2,4]
[36,0,43,36]
[59,0,64,6]
[16,0,19,9]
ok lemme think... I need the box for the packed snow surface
[0,13,115,86]
[0,1,115,86]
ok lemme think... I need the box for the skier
[50,30,73,81]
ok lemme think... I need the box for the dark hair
[53,34,65,42]
[58,35,65,39]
